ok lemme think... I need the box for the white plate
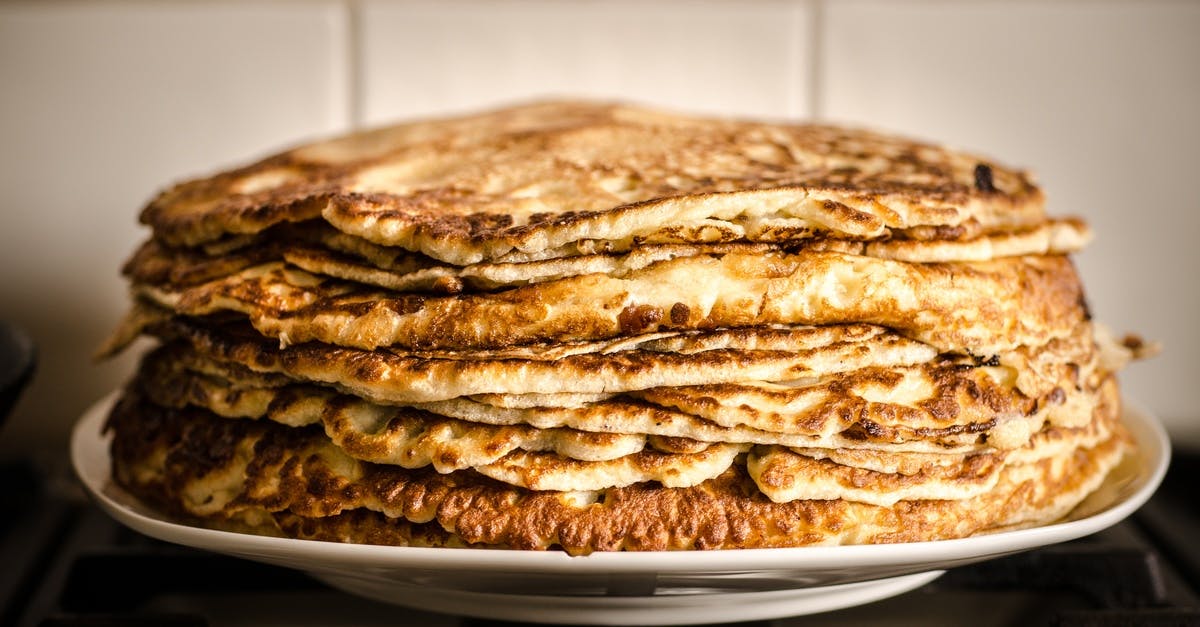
[71,391,1171,626]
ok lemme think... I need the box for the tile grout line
[345,0,364,129]
[805,0,825,120]
[786,0,805,118]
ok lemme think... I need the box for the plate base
[312,570,945,625]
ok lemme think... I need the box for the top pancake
[139,100,1048,265]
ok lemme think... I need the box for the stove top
[2,450,1197,627]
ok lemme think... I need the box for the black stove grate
[3,453,1198,627]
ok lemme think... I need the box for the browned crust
[106,385,1129,555]
[137,100,1047,264]
[135,331,1090,448]
[122,218,1092,299]
[268,509,490,548]
[635,359,1039,443]
[139,316,939,403]
[131,250,1087,354]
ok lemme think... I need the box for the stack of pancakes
[97,100,1148,555]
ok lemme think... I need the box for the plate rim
[309,569,948,625]
[71,389,1171,577]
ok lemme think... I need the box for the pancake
[138,100,1047,265]
[122,217,1090,298]
[279,219,1090,293]
[124,310,1100,428]
[137,348,667,466]
[127,248,1086,354]
[135,334,1093,461]
[265,510,488,548]
[104,381,1130,555]
[126,325,1113,495]
[748,376,1119,506]
[136,314,942,403]
[95,99,1148,556]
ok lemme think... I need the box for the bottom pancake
[104,385,1131,555]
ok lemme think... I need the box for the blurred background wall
[1,0,1197,467]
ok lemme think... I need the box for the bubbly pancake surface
[139,100,1047,264]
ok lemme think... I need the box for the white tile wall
[357,0,810,125]
[0,1,350,460]
[1,0,1197,461]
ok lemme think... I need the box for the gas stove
[2,448,1197,627]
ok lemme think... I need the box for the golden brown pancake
[127,249,1087,354]
[122,217,1090,297]
[133,313,943,403]
[138,100,1048,265]
[131,335,1102,482]
[748,378,1119,506]
[96,99,1147,555]
[104,379,1129,555]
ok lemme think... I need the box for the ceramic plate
[71,391,1170,625]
